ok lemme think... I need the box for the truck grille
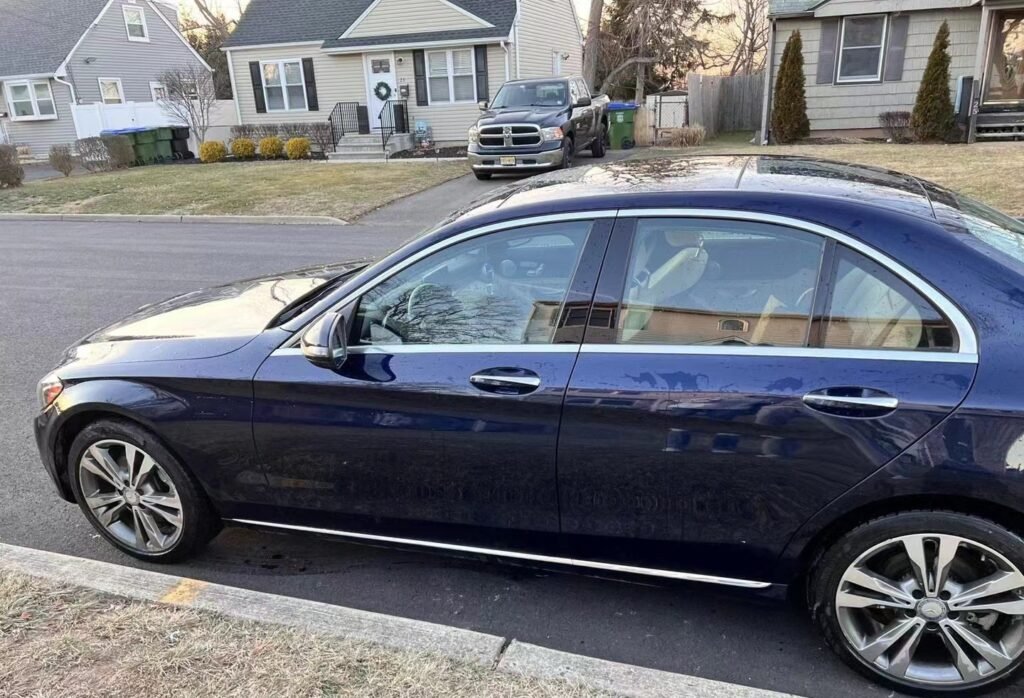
[479,124,542,148]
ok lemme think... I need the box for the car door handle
[802,388,899,416]
[470,368,541,395]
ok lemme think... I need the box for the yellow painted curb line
[160,578,208,605]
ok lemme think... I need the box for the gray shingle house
[222,0,584,153]
[0,0,212,158]
[761,0,1024,142]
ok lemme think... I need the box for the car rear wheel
[591,125,607,158]
[811,512,1024,695]
[68,420,219,563]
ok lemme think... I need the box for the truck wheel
[474,171,492,180]
[560,137,575,169]
[591,125,607,158]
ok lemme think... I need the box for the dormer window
[123,5,150,42]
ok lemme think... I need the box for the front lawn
[0,161,469,221]
[643,138,1024,216]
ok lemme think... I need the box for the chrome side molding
[226,518,773,590]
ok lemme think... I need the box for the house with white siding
[0,0,213,158]
[222,0,584,157]
[760,0,1024,142]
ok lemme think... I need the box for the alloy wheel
[78,439,184,553]
[836,533,1024,687]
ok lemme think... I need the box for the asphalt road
[2,172,1019,698]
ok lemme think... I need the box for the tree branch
[599,56,657,93]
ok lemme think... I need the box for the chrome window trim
[278,208,978,360]
[281,211,615,349]
[227,518,771,589]
[273,344,579,357]
[618,208,979,357]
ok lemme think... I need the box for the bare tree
[583,0,606,88]
[158,65,218,144]
[179,0,241,98]
[700,0,769,76]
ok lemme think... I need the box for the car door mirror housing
[478,100,489,111]
[574,96,592,108]
[300,310,348,370]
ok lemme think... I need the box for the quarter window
[824,246,955,351]
[837,15,887,82]
[262,60,307,111]
[352,221,593,346]
[123,5,149,42]
[426,49,475,104]
[98,78,125,105]
[5,80,56,120]
[615,219,826,346]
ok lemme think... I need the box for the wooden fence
[686,72,765,137]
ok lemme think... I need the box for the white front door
[365,53,398,130]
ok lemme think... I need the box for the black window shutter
[883,15,910,82]
[474,45,489,101]
[816,19,840,85]
[249,61,267,113]
[302,58,319,111]
[413,50,428,106]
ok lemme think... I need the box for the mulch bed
[391,146,467,159]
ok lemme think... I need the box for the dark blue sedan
[34,156,1024,694]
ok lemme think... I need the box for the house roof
[0,0,109,78]
[223,0,517,50]
[768,0,820,16]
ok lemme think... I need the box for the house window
[837,15,887,83]
[98,78,125,104]
[426,49,475,104]
[261,60,307,111]
[150,82,167,101]
[4,79,57,120]
[123,5,149,42]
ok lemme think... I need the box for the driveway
[0,165,977,698]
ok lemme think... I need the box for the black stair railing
[378,99,409,154]
[328,102,370,150]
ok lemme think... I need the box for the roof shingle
[0,0,109,78]
[768,0,819,16]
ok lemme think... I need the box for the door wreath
[373,81,393,102]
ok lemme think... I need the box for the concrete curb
[0,543,796,697]
[323,157,466,164]
[0,213,348,226]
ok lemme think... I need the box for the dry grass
[0,161,469,221]
[642,136,1024,215]
[0,571,597,698]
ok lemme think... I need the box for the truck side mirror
[574,95,592,108]
[478,100,489,110]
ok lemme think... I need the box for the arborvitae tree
[911,21,956,142]
[771,31,810,144]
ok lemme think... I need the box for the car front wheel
[591,125,607,158]
[560,137,575,170]
[68,419,219,562]
[811,512,1024,695]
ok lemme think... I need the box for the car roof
[454,155,944,225]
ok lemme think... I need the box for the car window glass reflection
[353,221,592,345]
[616,219,825,346]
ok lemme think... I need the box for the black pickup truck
[467,76,610,180]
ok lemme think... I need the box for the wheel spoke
[139,494,182,528]
[837,589,913,610]
[131,454,157,489]
[943,619,1013,671]
[933,535,960,595]
[844,566,915,607]
[133,508,167,551]
[955,598,1024,616]
[903,534,960,596]
[85,492,126,527]
[888,620,926,677]
[939,623,983,682]
[903,535,930,592]
[951,570,1024,608]
[858,616,921,663]
[83,446,124,491]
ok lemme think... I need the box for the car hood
[63,261,365,365]
[479,107,566,127]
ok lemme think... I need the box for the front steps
[327,132,415,161]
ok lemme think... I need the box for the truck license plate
[500,156,516,166]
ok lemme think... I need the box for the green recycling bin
[156,127,173,142]
[155,139,173,162]
[134,142,157,165]
[607,102,638,149]
[132,128,157,145]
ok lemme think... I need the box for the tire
[560,136,575,170]
[810,511,1024,695]
[474,171,492,180]
[591,125,607,158]
[68,419,219,563]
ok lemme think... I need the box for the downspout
[514,0,522,80]
[759,18,778,145]
[501,41,510,82]
[53,74,78,105]
[225,48,243,125]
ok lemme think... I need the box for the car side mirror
[300,310,347,370]
[574,96,592,108]
[478,100,489,110]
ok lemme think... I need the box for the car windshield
[952,192,1024,264]
[490,81,568,108]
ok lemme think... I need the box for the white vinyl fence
[71,99,237,152]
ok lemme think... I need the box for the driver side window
[352,221,594,346]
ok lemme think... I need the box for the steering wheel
[405,283,447,322]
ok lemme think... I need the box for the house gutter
[224,48,242,125]
[53,74,78,105]
[759,17,778,145]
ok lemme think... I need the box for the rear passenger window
[824,246,955,351]
[615,218,825,346]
